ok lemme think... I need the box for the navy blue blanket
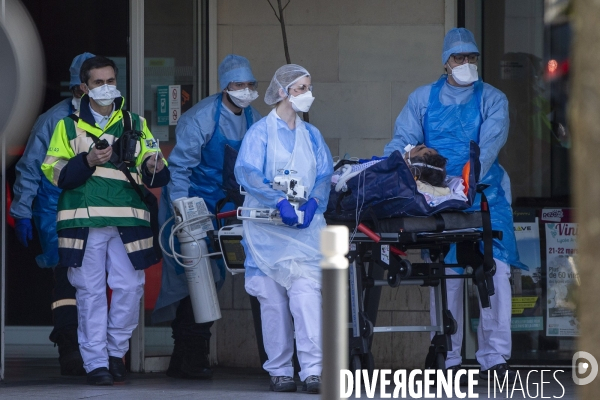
[325,141,480,221]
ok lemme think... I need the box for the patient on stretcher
[332,144,467,207]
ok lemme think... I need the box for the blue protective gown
[10,98,74,268]
[152,93,261,324]
[384,75,526,270]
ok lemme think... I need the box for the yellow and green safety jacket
[42,95,170,269]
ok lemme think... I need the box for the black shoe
[447,365,468,386]
[54,329,85,376]
[180,337,212,379]
[87,367,114,386]
[166,339,185,378]
[479,363,516,383]
[108,356,127,383]
[270,376,297,392]
[302,375,321,394]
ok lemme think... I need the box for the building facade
[1,0,573,375]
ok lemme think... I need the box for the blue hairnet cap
[442,28,479,65]
[218,54,257,91]
[69,52,95,88]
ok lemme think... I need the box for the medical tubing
[158,215,175,258]
[158,214,220,269]
[350,171,367,242]
[169,219,203,269]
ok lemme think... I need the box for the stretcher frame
[331,191,500,372]
[212,188,499,372]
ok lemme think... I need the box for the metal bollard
[321,226,349,400]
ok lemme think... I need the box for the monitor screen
[220,237,246,267]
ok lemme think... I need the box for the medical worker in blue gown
[10,52,95,376]
[384,28,526,382]
[152,54,261,379]
[234,64,333,394]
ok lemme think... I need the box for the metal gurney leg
[348,244,378,374]
[348,254,461,372]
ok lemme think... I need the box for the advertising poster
[469,208,544,332]
[511,208,543,331]
[544,209,579,336]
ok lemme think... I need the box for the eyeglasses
[228,81,257,91]
[288,84,312,95]
[450,53,479,64]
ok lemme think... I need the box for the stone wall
[214,0,449,370]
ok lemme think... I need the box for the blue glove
[297,198,319,229]
[15,218,33,247]
[276,199,298,226]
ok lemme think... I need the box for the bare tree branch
[277,0,291,64]
[267,0,309,121]
[266,0,281,22]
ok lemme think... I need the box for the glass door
[463,0,574,367]
[2,0,129,376]
[139,0,207,371]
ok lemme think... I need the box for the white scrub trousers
[430,259,512,371]
[68,226,145,373]
[245,275,322,381]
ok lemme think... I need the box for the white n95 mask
[449,63,478,85]
[289,91,315,113]
[71,96,81,111]
[228,88,259,108]
[87,84,121,106]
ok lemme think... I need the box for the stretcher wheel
[424,345,446,370]
[387,258,413,287]
[351,354,362,372]
[435,352,446,370]
[364,351,375,373]
[361,318,374,338]
[398,259,412,278]
[350,352,375,375]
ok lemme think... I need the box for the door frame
[128,0,215,373]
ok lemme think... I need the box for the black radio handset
[95,139,109,150]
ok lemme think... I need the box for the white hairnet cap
[442,28,479,65]
[218,54,257,91]
[264,64,310,105]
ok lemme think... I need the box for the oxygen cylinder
[171,197,221,323]
[180,238,222,323]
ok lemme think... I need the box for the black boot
[108,356,127,383]
[166,339,185,378]
[54,329,85,376]
[87,367,114,386]
[180,337,212,379]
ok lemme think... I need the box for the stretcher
[215,141,498,372]
[325,188,500,372]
